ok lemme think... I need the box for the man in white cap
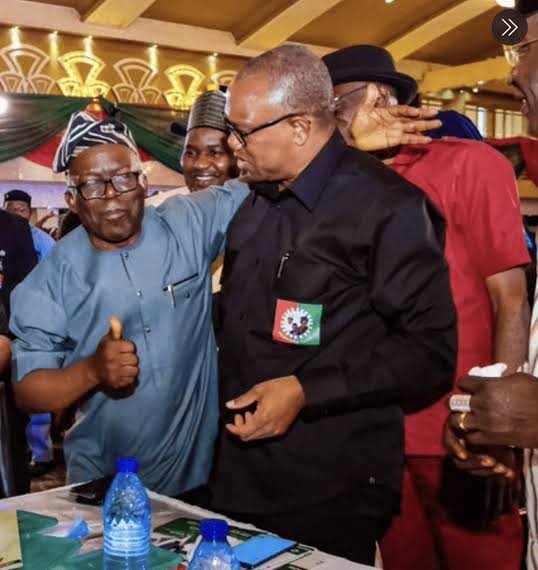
[180,89,237,193]
[10,110,248,497]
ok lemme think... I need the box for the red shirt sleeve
[461,143,530,278]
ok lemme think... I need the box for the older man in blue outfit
[9,111,249,497]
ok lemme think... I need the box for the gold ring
[458,412,468,433]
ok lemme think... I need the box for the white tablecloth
[0,485,375,570]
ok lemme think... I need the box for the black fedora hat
[322,45,418,105]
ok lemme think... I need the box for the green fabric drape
[0,93,188,172]
[100,97,188,172]
[0,93,91,164]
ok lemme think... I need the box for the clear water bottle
[103,457,151,570]
[189,519,241,570]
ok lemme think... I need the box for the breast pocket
[163,272,200,307]
[276,254,331,302]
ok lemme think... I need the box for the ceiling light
[496,0,515,7]
[472,87,479,93]
[0,97,9,115]
[459,89,465,94]
[385,0,395,3]
[477,80,485,85]
[10,27,21,48]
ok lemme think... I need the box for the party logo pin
[272,299,322,346]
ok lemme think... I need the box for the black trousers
[0,379,29,497]
[176,484,212,510]
[219,486,396,566]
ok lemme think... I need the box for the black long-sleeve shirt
[0,301,7,337]
[211,131,457,515]
[0,210,37,318]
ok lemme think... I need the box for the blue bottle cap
[116,457,139,473]
[200,519,229,541]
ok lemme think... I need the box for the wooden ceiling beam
[420,56,510,92]
[386,0,497,62]
[237,0,345,50]
[0,0,335,57]
[82,0,157,28]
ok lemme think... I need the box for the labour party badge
[272,299,322,346]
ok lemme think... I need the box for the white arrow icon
[502,18,518,37]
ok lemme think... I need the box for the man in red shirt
[323,45,531,570]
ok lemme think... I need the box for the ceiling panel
[411,7,502,65]
[29,0,96,14]
[290,0,464,49]
[142,0,271,32]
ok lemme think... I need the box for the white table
[0,486,376,570]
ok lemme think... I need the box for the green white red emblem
[272,299,322,346]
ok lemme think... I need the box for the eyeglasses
[223,112,304,146]
[70,172,142,200]
[504,38,538,67]
[333,85,368,110]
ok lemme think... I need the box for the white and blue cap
[53,111,139,173]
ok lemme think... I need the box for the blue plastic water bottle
[103,457,151,570]
[189,519,241,570]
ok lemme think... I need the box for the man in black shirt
[0,210,36,496]
[210,45,457,564]
[0,210,37,317]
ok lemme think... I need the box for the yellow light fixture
[208,53,218,76]
[496,0,515,7]
[84,36,93,56]
[149,44,158,71]
[385,0,395,4]
[10,26,21,48]
[49,30,59,58]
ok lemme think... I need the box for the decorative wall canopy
[0,25,246,109]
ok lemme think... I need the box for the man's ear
[139,172,149,197]
[376,84,397,107]
[290,116,311,146]
[64,190,78,214]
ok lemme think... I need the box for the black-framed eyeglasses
[333,85,368,110]
[223,112,304,146]
[504,38,538,67]
[69,172,142,201]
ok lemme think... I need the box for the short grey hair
[236,44,335,116]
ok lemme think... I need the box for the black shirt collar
[250,130,348,211]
